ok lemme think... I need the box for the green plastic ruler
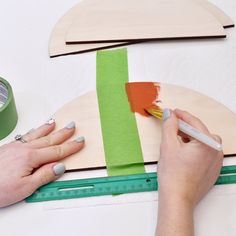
[26,165,236,203]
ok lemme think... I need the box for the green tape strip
[0,77,18,140]
[96,48,145,176]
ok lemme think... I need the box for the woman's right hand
[156,108,223,236]
[158,108,223,206]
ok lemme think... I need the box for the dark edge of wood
[50,34,227,58]
[65,154,236,173]
[223,24,235,29]
[50,41,142,58]
[65,35,226,45]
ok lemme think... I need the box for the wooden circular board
[49,0,233,57]
[53,83,236,171]
[65,0,225,43]
[196,0,234,28]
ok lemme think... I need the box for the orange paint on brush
[125,82,161,116]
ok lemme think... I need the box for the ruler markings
[26,166,236,203]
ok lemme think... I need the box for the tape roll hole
[0,81,8,108]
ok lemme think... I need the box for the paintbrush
[145,105,222,152]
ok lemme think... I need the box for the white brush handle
[178,120,222,151]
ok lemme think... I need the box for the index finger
[161,108,180,145]
[174,109,210,135]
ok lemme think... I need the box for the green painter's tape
[0,77,18,140]
[96,48,145,176]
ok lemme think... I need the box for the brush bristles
[146,108,163,120]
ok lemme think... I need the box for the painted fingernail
[45,118,55,125]
[65,121,76,129]
[75,136,85,143]
[163,108,171,121]
[53,163,66,176]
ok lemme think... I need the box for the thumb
[30,162,65,189]
[162,108,179,143]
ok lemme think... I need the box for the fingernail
[53,163,66,176]
[65,121,76,129]
[163,108,171,121]
[75,136,85,143]
[45,118,55,125]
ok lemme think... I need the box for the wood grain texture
[49,0,130,57]
[195,0,234,28]
[53,83,236,171]
[65,0,225,43]
[49,0,233,57]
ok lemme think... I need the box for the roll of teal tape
[0,77,18,140]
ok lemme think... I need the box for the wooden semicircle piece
[53,83,236,171]
[195,0,234,28]
[65,0,226,44]
[49,0,132,58]
[49,0,233,57]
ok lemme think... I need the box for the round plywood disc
[49,0,233,57]
[65,0,225,43]
[53,83,236,171]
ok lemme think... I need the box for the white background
[0,0,236,235]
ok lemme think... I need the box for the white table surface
[1,0,236,235]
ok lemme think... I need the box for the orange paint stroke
[125,82,161,117]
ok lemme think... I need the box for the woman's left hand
[0,119,85,208]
